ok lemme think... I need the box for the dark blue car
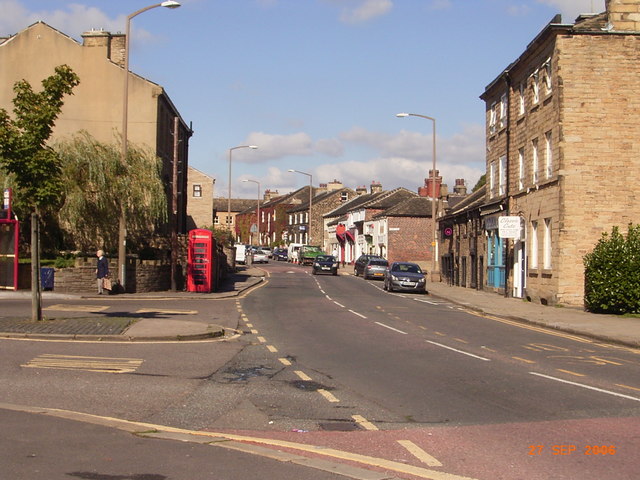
[312,255,339,275]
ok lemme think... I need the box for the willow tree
[0,65,79,320]
[55,131,167,252]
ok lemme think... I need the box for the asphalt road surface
[1,262,639,480]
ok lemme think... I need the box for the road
[1,262,639,479]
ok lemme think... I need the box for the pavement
[0,265,639,348]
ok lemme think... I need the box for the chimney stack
[606,0,640,31]
[370,181,383,194]
[418,170,442,198]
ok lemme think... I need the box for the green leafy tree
[54,131,167,252]
[0,65,80,320]
[472,174,486,193]
[583,224,640,314]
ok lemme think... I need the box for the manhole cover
[319,422,360,431]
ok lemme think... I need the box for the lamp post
[243,179,261,245]
[288,169,313,244]
[227,145,258,240]
[118,0,181,290]
[396,112,439,280]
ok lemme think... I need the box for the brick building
[186,167,215,230]
[480,0,640,306]
[0,22,191,236]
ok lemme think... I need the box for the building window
[273,210,276,222]
[518,147,525,190]
[489,162,495,198]
[214,215,219,225]
[543,218,552,269]
[193,184,202,197]
[341,191,348,202]
[261,211,265,222]
[499,155,507,196]
[226,215,232,225]
[543,58,552,94]
[531,71,540,105]
[499,93,507,129]
[289,214,292,225]
[530,221,538,269]
[518,83,525,115]
[489,102,497,134]
[532,138,539,185]
[545,131,552,179]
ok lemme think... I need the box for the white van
[287,243,303,263]
[235,244,248,264]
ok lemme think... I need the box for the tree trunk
[31,211,42,321]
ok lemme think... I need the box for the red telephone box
[0,188,19,291]
[187,229,214,293]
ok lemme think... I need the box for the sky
[1,0,606,199]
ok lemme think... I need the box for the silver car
[383,262,426,293]
[362,258,388,280]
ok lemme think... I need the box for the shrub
[583,224,640,314]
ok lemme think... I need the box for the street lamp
[118,1,181,290]
[396,112,439,280]
[288,169,313,244]
[227,145,258,240]
[243,179,261,245]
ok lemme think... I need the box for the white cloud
[0,0,161,43]
[535,0,605,20]
[323,0,393,25]
[241,132,314,162]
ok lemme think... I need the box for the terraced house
[479,0,640,306]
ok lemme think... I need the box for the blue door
[487,231,505,288]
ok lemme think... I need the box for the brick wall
[387,216,433,272]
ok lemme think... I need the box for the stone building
[0,22,192,235]
[186,167,215,230]
[480,0,640,306]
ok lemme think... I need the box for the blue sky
[1,0,605,199]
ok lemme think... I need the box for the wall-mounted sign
[498,216,523,239]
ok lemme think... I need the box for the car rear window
[369,260,388,266]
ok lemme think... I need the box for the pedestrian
[96,249,109,294]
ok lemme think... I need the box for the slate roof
[212,198,256,212]
[441,184,487,219]
[287,188,349,213]
[373,196,433,218]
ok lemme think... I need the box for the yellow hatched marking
[318,389,340,403]
[397,440,443,467]
[250,329,258,334]
[512,356,536,364]
[278,358,292,366]
[44,304,109,312]
[352,414,378,431]
[256,336,266,343]
[266,345,278,353]
[557,369,585,377]
[135,308,197,315]
[616,384,640,392]
[246,323,253,328]
[294,370,312,381]
[22,354,142,373]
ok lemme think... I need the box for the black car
[383,262,427,293]
[312,255,339,275]
[353,254,385,276]
[273,248,288,261]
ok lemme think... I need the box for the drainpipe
[503,73,512,298]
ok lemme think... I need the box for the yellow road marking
[246,323,253,328]
[481,346,497,352]
[278,358,291,366]
[44,304,109,312]
[398,440,443,467]
[557,369,585,377]
[135,308,197,315]
[294,370,312,381]
[616,383,640,392]
[256,336,266,343]
[0,403,481,480]
[453,338,468,344]
[512,356,536,364]
[266,345,278,353]
[318,389,340,403]
[250,329,258,334]
[352,414,378,431]
[21,354,143,373]
[434,331,446,336]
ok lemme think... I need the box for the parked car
[383,262,426,293]
[273,248,288,261]
[353,254,385,276]
[260,246,273,258]
[362,258,389,280]
[312,255,339,275]
[251,249,269,264]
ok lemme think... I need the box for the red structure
[187,229,214,293]
[0,188,19,290]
